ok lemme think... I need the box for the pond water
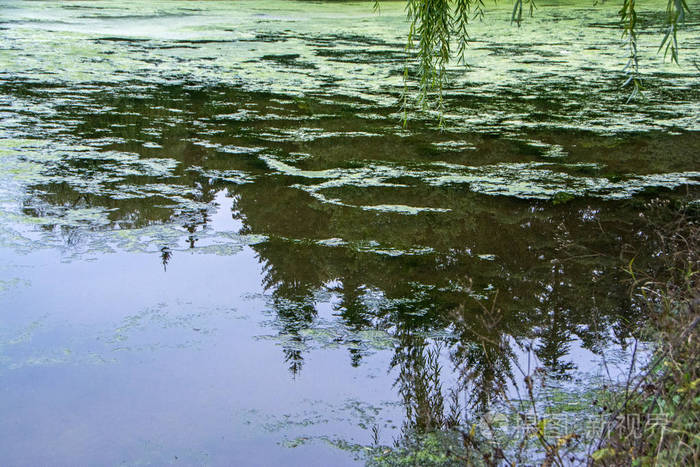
[0,0,698,465]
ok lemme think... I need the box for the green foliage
[660,0,691,63]
[620,0,641,99]
[367,431,469,466]
[596,199,700,465]
[375,0,693,115]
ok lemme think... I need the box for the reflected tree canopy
[2,79,678,409]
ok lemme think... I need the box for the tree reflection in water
[6,80,687,449]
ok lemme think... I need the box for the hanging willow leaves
[374,0,692,120]
[659,0,690,63]
[620,0,641,100]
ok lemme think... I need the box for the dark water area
[0,0,698,465]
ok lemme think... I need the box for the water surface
[0,0,698,465]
